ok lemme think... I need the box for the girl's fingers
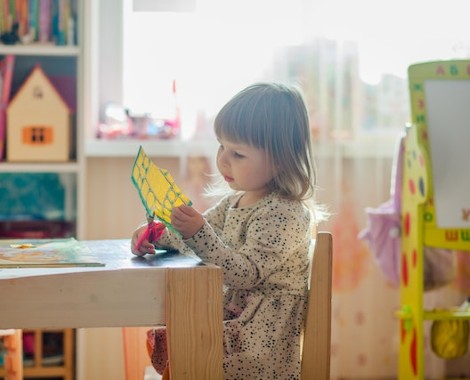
[175,204,196,216]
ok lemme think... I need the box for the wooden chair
[123,232,333,380]
[301,231,333,379]
[0,329,23,380]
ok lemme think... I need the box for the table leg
[165,266,223,379]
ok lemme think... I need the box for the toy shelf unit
[0,328,74,380]
[397,60,470,380]
[0,0,85,241]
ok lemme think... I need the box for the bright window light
[122,0,470,140]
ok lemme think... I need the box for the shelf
[0,44,80,56]
[0,162,81,173]
[85,136,397,159]
[396,308,470,321]
[0,328,74,380]
[85,139,219,158]
[424,309,470,321]
[86,139,183,157]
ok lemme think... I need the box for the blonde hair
[214,82,317,203]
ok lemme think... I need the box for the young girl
[131,82,321,380]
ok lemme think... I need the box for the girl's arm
[185,200,311,290]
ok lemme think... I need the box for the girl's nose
[218,150,229,167]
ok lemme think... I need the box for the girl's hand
[171,205,204,239]
[131,224,157,256]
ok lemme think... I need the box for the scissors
[135,212,166,251]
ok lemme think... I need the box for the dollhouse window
[23,126,53,145]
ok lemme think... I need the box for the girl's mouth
[224,175,234,182]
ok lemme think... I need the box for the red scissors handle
[135,214,166,251]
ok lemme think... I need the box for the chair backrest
[301,232,333,379]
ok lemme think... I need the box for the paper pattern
[131,146,191,231]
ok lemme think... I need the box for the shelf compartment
[0,329,74,380]
[0,220,75,239]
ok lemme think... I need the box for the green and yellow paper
[131,146,191,232]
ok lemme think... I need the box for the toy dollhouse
[6,64,71,162]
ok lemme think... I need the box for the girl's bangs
[215,102,259,145]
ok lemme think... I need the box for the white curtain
[121,1,470,377]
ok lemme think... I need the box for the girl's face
[216,137,276,203]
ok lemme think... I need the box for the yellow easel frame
[398,60,470,379]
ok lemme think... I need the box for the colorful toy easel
[398,60,470,379]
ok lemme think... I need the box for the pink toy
[359,134,456,290]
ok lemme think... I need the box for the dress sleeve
[201,195,231,234]
[184,199,311,289]
[151,227,195,256]
[152,195,231,256]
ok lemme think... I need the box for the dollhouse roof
[8,64,72,113]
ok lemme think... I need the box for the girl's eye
[233,152,245,159]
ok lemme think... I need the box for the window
[120,0,470,142]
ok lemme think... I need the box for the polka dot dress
[156,192,312,380]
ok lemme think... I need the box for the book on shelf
[0,0,76,46]
[0,54,14,161]
[39,0,52,43]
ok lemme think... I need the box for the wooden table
[0,239,224,380]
